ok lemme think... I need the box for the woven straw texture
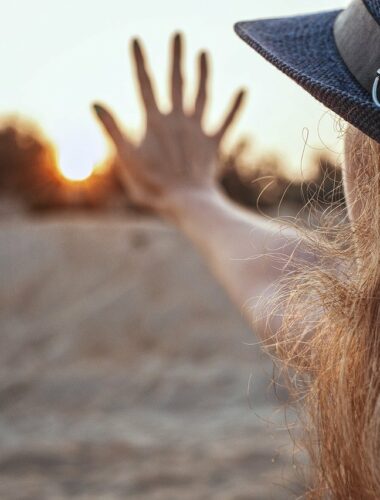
[235,7,380,143]
[364,0,380,22]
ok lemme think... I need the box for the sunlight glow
[1,0,349,171]
[59,160,94,182]
[57,137,104,182]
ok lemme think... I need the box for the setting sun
[58,149,95,181]
[56,137,106,182]
[59,163,94,181]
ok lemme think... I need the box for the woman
[94,1,380,497]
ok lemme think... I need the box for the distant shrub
[219,139,345,217]
[0,118,345,218]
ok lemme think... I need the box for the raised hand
[93,33,246,217]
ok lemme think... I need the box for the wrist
[160,183,227,225]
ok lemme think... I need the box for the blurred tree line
[0,118,345,216]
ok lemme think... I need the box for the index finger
[132,39,160,118]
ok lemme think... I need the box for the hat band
[334,0,380,97]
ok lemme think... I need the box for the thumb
[93,103,135,159]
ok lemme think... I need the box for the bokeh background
[0,1,349,498]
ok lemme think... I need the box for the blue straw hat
[235,0,380,143]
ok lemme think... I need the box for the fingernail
[93,104,104,116]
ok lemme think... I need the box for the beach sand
[0,215,305,499]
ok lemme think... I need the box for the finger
[213,89,246,143]
[93,103,134,157]
[193,51,209,121]
[132,38,160,117]
[93,103,161,195]
[171,32,184,112]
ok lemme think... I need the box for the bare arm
[164,185,303,342]
[93,33,307,344]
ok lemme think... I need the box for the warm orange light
[58,154,94,181]
[60,163,94,181]
[57,142,99,182]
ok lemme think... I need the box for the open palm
[93,33,246,216]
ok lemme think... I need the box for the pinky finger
[213,89,246,144]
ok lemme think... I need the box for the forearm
[164,185,306,341]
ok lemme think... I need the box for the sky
[1,0,349,179]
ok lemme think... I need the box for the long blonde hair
[269,127,380,498]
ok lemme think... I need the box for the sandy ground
[0,215,306,499]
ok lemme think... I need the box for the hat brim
[235,10,380,143]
